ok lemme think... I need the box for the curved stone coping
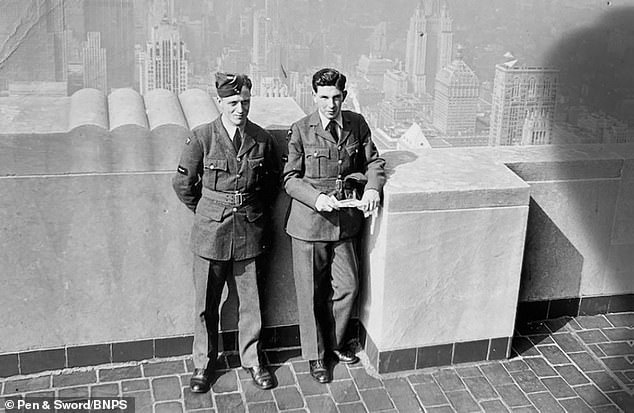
[143,88,188,131]
[0,88,305,136]
[108,88,148,131]
[179,89,219,130]
[68,88,108,131]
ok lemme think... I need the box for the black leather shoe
[190,368,213,393]
[309,359,331,383]
[333,348,359,365]
[244,365,275,390]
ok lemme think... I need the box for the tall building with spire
[405,0,453,96]
[433,48,479,135]
[489,60,559,146]
[139,19,189,94]
[250,8,269,95]
[250,0,285,96]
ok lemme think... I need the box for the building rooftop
[1,313,630,412]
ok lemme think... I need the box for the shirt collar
[318,111,343,131]
[220,115,245,138]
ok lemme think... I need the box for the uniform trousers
[291,238,359,360]
[192,254,261,369]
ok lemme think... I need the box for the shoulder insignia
[177,165,188,175]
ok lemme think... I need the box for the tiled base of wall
[3,295,630,378]
[516,293,634,324]
[0,325,301,379]
[359,324,511,374]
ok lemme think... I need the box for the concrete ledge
[108,88,148,130]
[68,89,108,131]
[505,159,623,182]
[178,89,219,130]
[383,149,529,211]
[0,94,297,176]
[144,89,187,130]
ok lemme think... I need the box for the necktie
[326,120,338,141]
[233,129,242,151]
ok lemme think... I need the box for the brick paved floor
[1,313,632,412]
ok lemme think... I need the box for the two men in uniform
[172,67,385,392]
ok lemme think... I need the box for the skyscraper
[84,0,135,90]
[139,19,189,94]
[433,50,479,135]
[383,69,408,101]
[82,32,107,92]
[489,61,559,146]
[250,0,286,96]
[250,8,269,95]
[405,0,453,96]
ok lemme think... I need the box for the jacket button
[237,157,241,162]
[236,173,241,178]
[338,146,342,150]
[313,151,318,156]
[338,159,343,164]
[232,207,238,212]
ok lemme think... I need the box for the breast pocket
[204,159,228,190]
[305,146,330,178]
[247,156,264,188]
[345,142,360,170]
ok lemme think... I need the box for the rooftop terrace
[0,88,632,412]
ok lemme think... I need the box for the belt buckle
[234,192,243,206]
[335,179,343,197]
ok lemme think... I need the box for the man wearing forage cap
[173,72,280,392]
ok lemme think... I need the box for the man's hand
[358,189,380,213]
[315,194,340,212]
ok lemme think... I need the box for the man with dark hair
[173,72,279,392]
[283,68,386,383]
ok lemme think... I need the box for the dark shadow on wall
[519,198,584,306]
[535,5,634,305]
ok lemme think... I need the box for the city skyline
[0,0,632,147]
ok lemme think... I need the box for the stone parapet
[68,88,108,131]
[359,144,634,373]
[0,91,632,375]
[108,88,148,131]
[360,149,530,373]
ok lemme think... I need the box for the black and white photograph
[0,1,632,412]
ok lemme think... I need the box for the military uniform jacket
[172,117,279,261]
[283,110,385,241]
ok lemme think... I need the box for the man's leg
[192,255,228,370]
[291,238,331,361]
[230,257,261,367]
[330,239,359,359]
[230,257,274,389]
